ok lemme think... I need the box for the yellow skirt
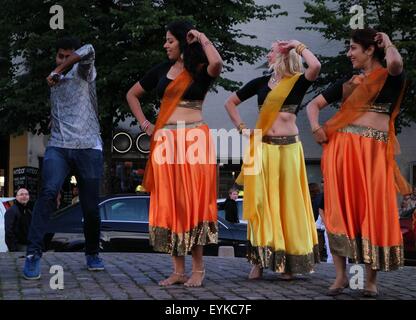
[244,137,319,274]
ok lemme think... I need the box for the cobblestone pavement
[0,252,415,300]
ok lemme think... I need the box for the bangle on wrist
[237,122,247,134]
[141,120,150,131]
[202,40,213,48]
[295,43,308,55]
[384,44,396,53]
[312,126,322,134]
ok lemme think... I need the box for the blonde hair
[269,48,303,77]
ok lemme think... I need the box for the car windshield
[104,197,149,222]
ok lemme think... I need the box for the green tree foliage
[0,0,285,192]
[298,0,415,128]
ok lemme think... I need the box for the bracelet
[295,43,308,55]
[237,122,247,134]
[201,40,213,48]
[297,45,307,55]
[140,120,150,131]
[312,126,322,134]
[384,44,396,53]
[49,71,62,80]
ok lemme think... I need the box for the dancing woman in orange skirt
[126,20,223,287]
[306,28,411,297]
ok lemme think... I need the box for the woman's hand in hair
[281,39,322,81]
[375,32,403,76]
[187,29,202,44]
[374,32,392,49]
[192,31,223,78]
[278,40,301,52]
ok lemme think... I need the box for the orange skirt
[322,124,403,271]
[148,122,218,256]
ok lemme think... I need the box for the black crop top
[235,74,313,115]
[321,72,406,115]
[139,61,216,100]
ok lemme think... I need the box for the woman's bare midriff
[351,112,390,132]
[265,112,299,136]
[166,107,203,124]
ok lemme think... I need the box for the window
[236,200,243,222]
[104,198,149,222]
[99,205,106,220]
[111,160,147,194]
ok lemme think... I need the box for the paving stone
[0,252,415,300]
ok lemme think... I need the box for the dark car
[47,194,248,257]
[400,208,416,266]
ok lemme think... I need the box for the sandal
[278,273,295,281]
[248,265,263,280]
[326,281,349,296]
[363,289,379,298]
[158,272,188,286]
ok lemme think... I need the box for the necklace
[270,72,280,84]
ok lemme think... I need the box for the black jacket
[311,193,324,222]
[220,198,239,223]
[4,202,32,251]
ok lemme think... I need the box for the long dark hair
[350,28,385,62]
[165,20,208,78]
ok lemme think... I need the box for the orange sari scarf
[323,67,411,195]
[142,69,193,192]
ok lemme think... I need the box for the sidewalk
[0,252,415,300]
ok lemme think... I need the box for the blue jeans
[27,147,103,256]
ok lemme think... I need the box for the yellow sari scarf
[236,72,302,220]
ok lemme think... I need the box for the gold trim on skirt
[247,244,320,274]
[150,221,218,256]
[327,232,404,271]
